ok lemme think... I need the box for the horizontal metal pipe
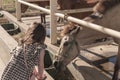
[18,0,120,39]
[67,16,120,39]
[55,13,120,39]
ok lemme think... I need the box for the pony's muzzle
[54,61,62,70]
[53,61,66,71]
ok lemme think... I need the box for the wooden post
[0,0,2,9]
[15,0,21,21]
[50,0,57,44]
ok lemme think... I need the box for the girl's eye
[64,42,69,46]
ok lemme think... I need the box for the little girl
[1,22,47,80]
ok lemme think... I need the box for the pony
[54,1,120,80]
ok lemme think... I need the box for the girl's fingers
[37,74,47,80]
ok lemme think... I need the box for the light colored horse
[54,3,120,80]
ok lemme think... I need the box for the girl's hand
[37,74,47,80]
[32,69,39,77]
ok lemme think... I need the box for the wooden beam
[57,8,93,14]
[50,0,57,44]
[0,0,2,9]
[0,26,18,64]
[16,0,22,21]
[67,57,111,80]
[21,11,47,16]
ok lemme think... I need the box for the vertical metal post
[16,0,21,21]
[50,0,57,44]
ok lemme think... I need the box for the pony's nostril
[54,61,59,68]
[54,61,66,71]
[54,61,62,70]
[64,42,69,46]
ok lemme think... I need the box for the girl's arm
[37,49,46,80]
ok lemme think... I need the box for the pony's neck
[75,4,120,46]
[87,0,120,21]
[93,3,120,31]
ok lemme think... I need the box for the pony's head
[54,24,81,71]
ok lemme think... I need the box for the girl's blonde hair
[20,22,46,45]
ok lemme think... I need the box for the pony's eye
[64,37,67,40]
[64,42,69,46]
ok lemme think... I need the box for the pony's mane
[91,0,118,14]
[61,22,77,36]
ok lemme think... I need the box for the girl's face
[85,0,98,3]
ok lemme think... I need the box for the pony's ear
[70,25,80,35]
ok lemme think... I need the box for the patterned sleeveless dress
[1,43,46,80]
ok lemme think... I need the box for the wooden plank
[0,39,12,64]
[16,0,22,21]
[78,41,118,79]
[81,39,115,48]
[0,26,18,52]
[0,26,15,76]
[0,26,18,76]
[45,37,59,54]
[0,57,6,77]
[80,42,118,62]
[101,62,120,79]
[67,57,111,80]
[50,0,57,44]
[0,0,3,9]
[101,62,114,72]
[21,11,46,16]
